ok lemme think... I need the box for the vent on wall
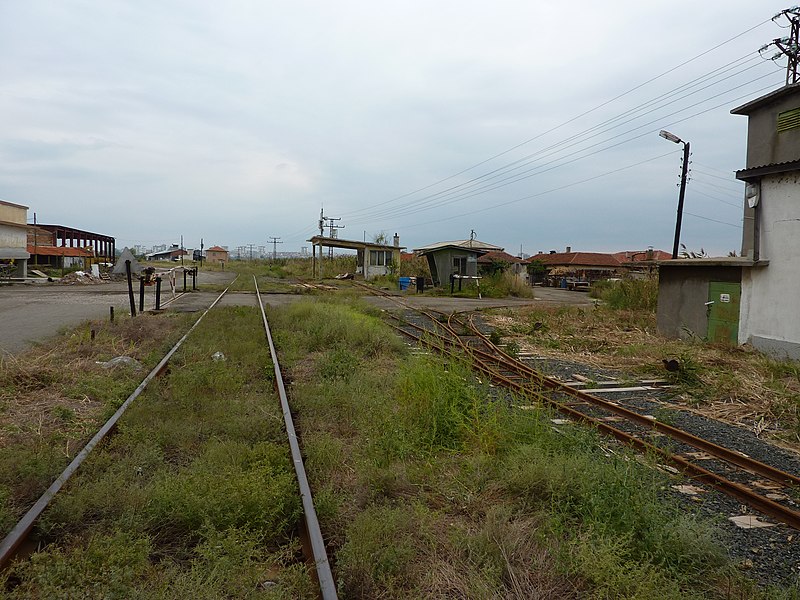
[777,107,800,133]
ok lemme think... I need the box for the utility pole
[248,243,256,261]
[762,8,800,84]
[268,236,283,260]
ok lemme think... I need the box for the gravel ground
[512,351,800,589]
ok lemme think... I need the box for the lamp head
[659,130,682,144]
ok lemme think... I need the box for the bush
[592,278,657,311]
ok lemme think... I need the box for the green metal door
[707,282,740,344]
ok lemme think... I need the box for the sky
[0,1,793,257]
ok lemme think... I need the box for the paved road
[0,275,590,355]
[0,271,237,354]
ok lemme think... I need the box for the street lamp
[659,130,690,259]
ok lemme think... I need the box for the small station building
[307,234,405,280]
[413,238,503,287]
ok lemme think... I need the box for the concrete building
[307,234,405,280]
[205,246,229,265]
[31,224,115,263]
[657,83,800,357]
[0,200,30,278]
[733,83,800,358]
[414,239,503,287]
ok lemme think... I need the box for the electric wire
[345,68,781,224]
[340,17,773,217]
[346,77,782,227]
[343,52,767,221]
[391,151,675,231]
[684,211,742,228]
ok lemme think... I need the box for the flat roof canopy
[307,236,406,251]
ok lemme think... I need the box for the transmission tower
[268,236,283,260]
[761,7,800,85]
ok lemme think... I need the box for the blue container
[399,277,411,290]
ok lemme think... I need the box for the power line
[344,52,766,222]
[346,76,781,226]
[395,151,676,231]
[341,18,773,220]
[684,211,742,228]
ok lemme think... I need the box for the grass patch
[268,299,764,597]
[4,307,313,596]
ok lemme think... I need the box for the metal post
[183,269,187,292]
[155,277,162,310]
[139,277,145,313]
[109,306,114,322]
[672,141,690,259]
[192,267,197,290]
[126,260,136,317]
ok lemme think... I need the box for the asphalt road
[0,270,237,354]
[0,274,590,355]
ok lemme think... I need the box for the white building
[0,200,30,278]
[733,84,800,358]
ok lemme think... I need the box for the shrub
[593,278,658,311]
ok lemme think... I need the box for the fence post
[126,260,136,317]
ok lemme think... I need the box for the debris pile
[59,271,106,285]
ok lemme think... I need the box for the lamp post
[659,130,690,259]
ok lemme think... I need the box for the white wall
[0,223,26,250]
[739,172,800,358]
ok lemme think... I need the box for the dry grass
[484,305,800,448]
[0,314,188,448]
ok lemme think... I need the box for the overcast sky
[0,1,791,256]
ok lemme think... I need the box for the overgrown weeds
[4,307,313,597]
[271,299,760,597]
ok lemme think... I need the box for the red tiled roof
[400,252,415,262]
[477,251,524,264]
[27,245,93,257]
[613,250,672,263]
[528,252,621,268]
[207,246,227,252]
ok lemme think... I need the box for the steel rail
[389,311,800,530]
[0,278,239,570]
[254,277,337,600]
[453,314,800,489]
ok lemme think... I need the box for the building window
[369,250,392,266]
[453,256,467,274]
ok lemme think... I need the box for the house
[205,246,229,265]
[0,200,30,278]
[146,245,187,261]
[657,82,800,356]
[529,249,622,286]
[307,233,405,280]
[413,238,503,287]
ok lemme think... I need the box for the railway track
[1,276,337,599]
[356,281,800,530]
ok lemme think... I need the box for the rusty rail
[0,278,238,570]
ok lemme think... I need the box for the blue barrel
[399,277,411,290]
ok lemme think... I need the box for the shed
[307,235,405,280]
[414,239,503,287]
